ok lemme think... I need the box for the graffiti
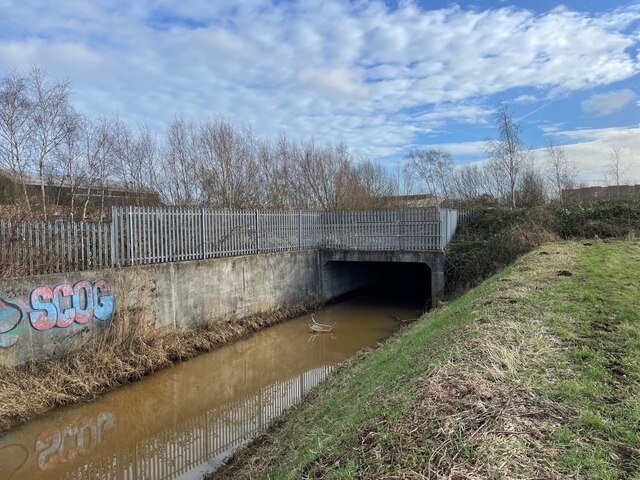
[0,299,23,334]
[0,279,114,347]
[0,297,30,348]
[29,279,114,331]
[36,411,116,471]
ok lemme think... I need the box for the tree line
[0,67,396,220]
[0,67,631,221]
[403,104,634,208]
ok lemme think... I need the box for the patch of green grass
[530,241,640,478]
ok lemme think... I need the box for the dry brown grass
[327,369,563,480]
[0,300,315,434]
[319,249,578,479]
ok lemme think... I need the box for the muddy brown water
[0,291,421,480]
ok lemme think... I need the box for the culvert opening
[325,261,432,310]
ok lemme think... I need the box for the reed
[0,296,315,433]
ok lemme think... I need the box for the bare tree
[111,118,160,208]
[197,116,260,209]
[29,66,73,219]
[80,116,117,220]
[160,118,202,206]
[450,162,498,206]
[545,139,577,204]
[292,140,365,210]
[485,104,528,209]
[353,158,396,208]
[517,162,547,207]
[0,70,34,210]
[255,135,298,209]
[404,148,455,203]
[53,111,84,219]
[606,144,628,197]
[395,163,416,196]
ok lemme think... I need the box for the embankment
[0,301,316,433]
[212,241,640,479]
[0,250,330,366]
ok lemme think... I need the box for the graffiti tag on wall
[0,279,115,348]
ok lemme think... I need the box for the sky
[0,0,638,185]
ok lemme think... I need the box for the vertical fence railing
[0,219,111,277]
[109,206,457,267]
[110,207,324,266]
[1,207,460,275]
[318,208,443,251]
[457,208,474,225]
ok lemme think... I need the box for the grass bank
[213,240,640,479]
[0,303,314,433]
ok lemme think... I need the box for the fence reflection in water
[6,365,334,480]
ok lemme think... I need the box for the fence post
[200,208,206,260]
[254,209,260,253]
[298,210,302,249]
[127,206,133,266]
[110,206,117,267]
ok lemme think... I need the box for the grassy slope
[214,241,640,479]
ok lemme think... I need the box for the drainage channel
[0,288,423,480]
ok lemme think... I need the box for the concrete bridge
[109,206,460,303]
[0,207,468,366]
[109,206,460,309]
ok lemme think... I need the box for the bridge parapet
[319,209,451,251]
[0,207,463,275]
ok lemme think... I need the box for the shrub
[445,208,556,294]
[445,200,640,295]
[553,200,640,239]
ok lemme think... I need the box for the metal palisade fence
[110,207,322,266]
[320,208,443,251]
[457,208,474,225]
[0,220,111,277]
[111,206,450,266]
[0,207,460,276]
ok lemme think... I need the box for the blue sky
[0,0,638,184]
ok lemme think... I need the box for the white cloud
[409,104,494,132]
[0,1,638,157]
[581,89,637,115]
[536,126,640,185]
[514,94,540,104]
[417,141,487,157]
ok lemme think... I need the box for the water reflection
[0,294,419,480]
[2,366,333,480]
[36,411,116,472]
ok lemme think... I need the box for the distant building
[562,185,640,203]
[0,170,163,214]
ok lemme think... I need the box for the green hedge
[444,200,640,295]
[553,200,640,238]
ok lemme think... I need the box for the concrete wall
[0,248,445,366]
[145,250,322,329]
[0,250,326,366]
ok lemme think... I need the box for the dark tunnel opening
[325,261,432,311]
